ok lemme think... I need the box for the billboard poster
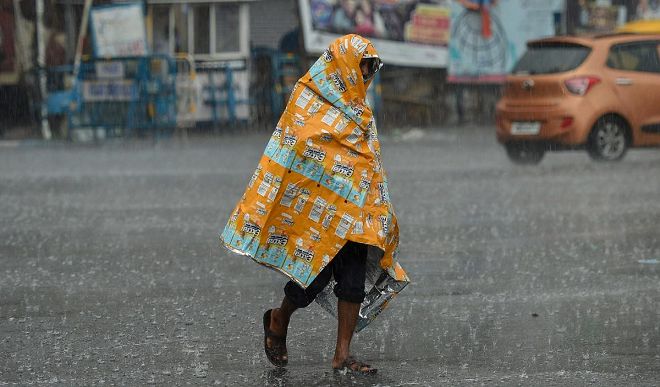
[0,6,18,85]
[448,0,564,83]
[90,3,148,58]
[299,0,451,68]
[573,2,627,34]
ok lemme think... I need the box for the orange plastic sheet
[221,35,409,330]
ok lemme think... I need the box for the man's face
[360,60,370,79]
[360,58,381,82]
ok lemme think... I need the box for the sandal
[333,356,377,375]
[263,309,288,367]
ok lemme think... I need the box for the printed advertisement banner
[90,3,148,58]
[573,3,628,34]
[448,0,564,83]
[299,0,450,68]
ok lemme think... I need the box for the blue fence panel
[67,55,178,138]
[197,63,251,128]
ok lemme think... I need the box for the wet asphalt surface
[1,126,659,386]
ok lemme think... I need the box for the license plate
[511,121,541,135]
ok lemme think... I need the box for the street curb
[0,139,74,148]
[0,140,22,148]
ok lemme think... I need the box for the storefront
[145,0,254,124]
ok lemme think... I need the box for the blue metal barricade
[197,63,251,128]
[270,51,302,118]
[67,55,178,138]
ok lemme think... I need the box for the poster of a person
[314,0,427,40]
[301,0,451,68]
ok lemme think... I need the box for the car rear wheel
[587,117,629,161]
[504,142,545,165]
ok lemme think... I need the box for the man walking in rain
[220,34,408,374]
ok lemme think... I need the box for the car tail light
[565,76,601,96]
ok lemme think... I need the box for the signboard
[82,80,135,101]
[448,0,564,83]
[575,3,627,33]
[299,0,450,68]
[95,61,125,79]
[90,3,147,58]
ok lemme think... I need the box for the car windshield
[513,43,591,75]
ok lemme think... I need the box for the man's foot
[332,356,377,375]
[263,309,288,367]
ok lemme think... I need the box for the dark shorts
[284,241,368,308]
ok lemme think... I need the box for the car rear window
[513,43,591,75]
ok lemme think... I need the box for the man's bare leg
[267,296,297,363]
[331,300,376,373]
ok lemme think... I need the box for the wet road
[1,127,659,386]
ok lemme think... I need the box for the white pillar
[36,0,52,140]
